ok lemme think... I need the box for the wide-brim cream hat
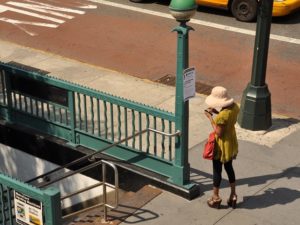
[205,86,234,108]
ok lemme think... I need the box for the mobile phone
[204,109,213,116]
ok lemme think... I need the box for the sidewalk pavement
[1,40,300,225]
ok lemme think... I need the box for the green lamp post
[169,0,196,187]
[238,0,273,131]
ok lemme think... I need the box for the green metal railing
[0,173,61,225]
[0,62,189,186]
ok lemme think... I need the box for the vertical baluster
[3,71,13,122]
[35,99,39,116]
[24,95,28,113]
[131,109,135,149]
[47,103,51,120]
[53,105,56,121]
[153,116,157,156]
[118,106,121,141]
[77,93,82,130]
[13,92,17,108]
[0,72,7,105]
[65,108,68,125]
[29,98,33,115]
[104,101,108,139]
[7,188,13,225]
[90,97,94,134]
[110,103,114,141]
[18,94,22,110]
[59,108,63,123]
[161,119,165,159]
[97,99,101,137]
[169,121,173,161]
[139,112,142,151]
[68,91,77,144]
[83,95,88,132]
[36,100,42,116]
[124,107,128,146]
[0,184,6,224]
[146,114,150,153]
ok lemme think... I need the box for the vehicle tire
[230,0,258,22]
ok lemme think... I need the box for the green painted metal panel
[105,145,175,179]
[0,62,189,187]
[74,132,175,178]
[173,22,193,185]
[0,62,174,121]
[42,187,62,225]
[12,110,71,141]
[0,173,62,225]
[75,132,111,151]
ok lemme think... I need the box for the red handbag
[203,132,215,160]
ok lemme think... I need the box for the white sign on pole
[183,67,196,101]
[14,191,43,225]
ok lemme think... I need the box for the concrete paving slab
[122,137,300,225]
[1,47,51,65]
[220,174,300,225]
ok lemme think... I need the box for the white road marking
[0,4,65,23]
[0,0,97,35]
[7,2,75,19]
[14,23,36,36]
[0,17,58,28]
[88,0,300,45]
[78,5,98,9]
[22,0,85,14]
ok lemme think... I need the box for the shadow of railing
[109,204,159,224]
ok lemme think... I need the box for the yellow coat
[214,103,239,163]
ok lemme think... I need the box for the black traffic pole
[238,0,274,130]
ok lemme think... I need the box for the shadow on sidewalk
[190,166,300,198]
[240,188,300,209]
[110,204,159,224]
[190,168,213,193]
[239,166,300,187]
[267,118,299,132]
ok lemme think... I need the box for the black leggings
[213,160,236,188]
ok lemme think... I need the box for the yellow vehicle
[130,0,300,22]
[196,0,300,22]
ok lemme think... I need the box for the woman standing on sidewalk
[204,86,239,209]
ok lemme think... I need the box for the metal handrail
[60,182,103,201]
[37,160,103,188]
[148,128,181,137]
[26,128,181,184]
[60,160,119,222]
[102,160,119,222]
[24,128,179,222]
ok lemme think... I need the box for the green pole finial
[169,0,197,12]
[169,0,197,21]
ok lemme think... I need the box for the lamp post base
[238,83,272,131]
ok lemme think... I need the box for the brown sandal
[207,197,222,209]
